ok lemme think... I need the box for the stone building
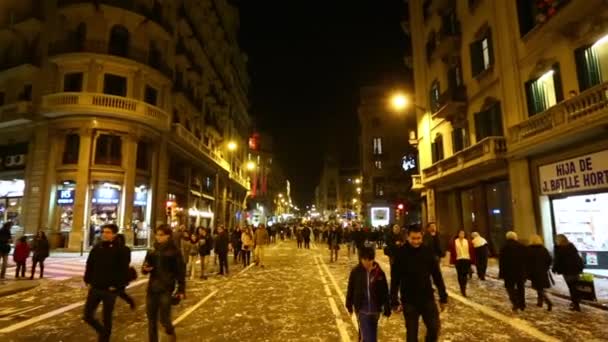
[0,0,251,249]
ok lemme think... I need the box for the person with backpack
[30,230,50,279]
[13,236,30,278]
[0,222,13,279]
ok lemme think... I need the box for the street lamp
[390,93,408,111]
[246,161,256,171]
[227,141,237,151]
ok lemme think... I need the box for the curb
[0,281,40,298]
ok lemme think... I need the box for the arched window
[149,41,161,69]
[431,133,444,163]
[108,25,130,57]
[75,23,87,51]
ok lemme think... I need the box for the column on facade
[68,129,93,250]
[120,134,138,246]
[86,61,102,92]
[509,158,537,243]
[425,188,436,223]
[152,138,169,231]
[41,131,59,235]
[22,126,51,235]
[185,166,192,228]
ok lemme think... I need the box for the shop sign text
[540,150,608,195]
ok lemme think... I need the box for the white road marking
[0,278,149,334]
[324,284,332,296]
[314,256,352,342]
[316,255,359,329]
[172,290,219,326]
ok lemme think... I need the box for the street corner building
[0,0,252,250]
[407,0,608,272]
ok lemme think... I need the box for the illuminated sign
[56,189,75,205]
[92,187,120,204]
[134,188,148,206]
[402,155,417,172]
[371,207,390,227]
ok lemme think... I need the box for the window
[136,141,150,170]
[62,134,80,164]
[95,134,122,166]
[470,29,494,77]
[430,80,440,113]
[148,41,162,69]
[0,92,4,106]
[448,61,463,89]
[64,73,83,92]
[516,0,569,37]
[20,84,32,101]
[144,85,158,105]
[374,160,382,169]
[73,23,87,51]
[474,102,503,142]
[525,64,563,116]
[172,110,180,124]
[374,181,384,197]
[426,32,436,63]
[372,137,383,155]
[108,25,130,57]
[371,117,381,128]
[423,0,432,22]
[452,126,469,153]
[103,74,127,97]
[431,134,444,163]
[575,37,608,92]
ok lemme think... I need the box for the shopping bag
[574,275,597,301]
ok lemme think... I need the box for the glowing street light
[246,161,256,171]
[227,141,237,151]
[390,92,408,111]
[278,193,283,198]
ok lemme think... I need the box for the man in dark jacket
[351,224,365,255]
[214,226,230,275]
[391,225,447,342]
[499,231,527,312]
[302,226,312,249]
[346,246,390,342]
[83,224,130,342]
[423,222,443,261]
[384,224,406,264]
[143,224,186,342]
[0,222,12,279]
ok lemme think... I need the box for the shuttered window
[474,102,503,142]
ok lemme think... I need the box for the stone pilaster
[69,128,93,251]
[152,138,169,230]
[509,158,537,242]
[121,135,138,246]
[22,126,51,235]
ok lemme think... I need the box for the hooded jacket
[346,262,390,316]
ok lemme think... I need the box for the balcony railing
[434,21,461,60]
[57,0,173,34]
[0,102,34,128]
[48,40,172,79]
[433,86,467,120]
[42,92,170,131]
[422,136,507,184]
[172,124,233,173]
[509,81,608,146]
[411,175,423,191]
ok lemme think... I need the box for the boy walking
[346,246,391,342]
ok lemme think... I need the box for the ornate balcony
[509,81,608,156]
[172,124,232,173]
[230,173,250,191]
[432,86,467,120]
[411,175,423,191]
[422,137,507,185]
[433,22,461,61]
[0,102,34,128]
[48,40,172,79]
[42,92,170,131]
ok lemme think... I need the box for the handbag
[574,273,597,301]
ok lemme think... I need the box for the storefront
[538,149,608,270]
[132,185,150,246]
[166,193,186,228]
[55,181,76,246]
[88,182,121,246]
[0,179,25,235]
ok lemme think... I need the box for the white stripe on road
[324,284,332,296]
[172,290,219,326]
[0,278,149,334]
[316,255,359,329]
[314,256,352,342]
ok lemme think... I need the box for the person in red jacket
[13,236,30,278]
[449,230,475,297]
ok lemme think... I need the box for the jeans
[255,246,266,266]
[475,247,488,280]
[505,279,526,309]
[199,255,208,277]
[146,291,175,342]
[218,252,228,274]
[564,274,581,306]
[15,261,26,277]
[187,255,198,279]
[0,253,8,278]
[242,250,251,267]
[357,312,379,342]
[455,259,471,295]
[83,288,117,342]
[31,256,45,278]
[403,301,440,342]
[304,238,310,249]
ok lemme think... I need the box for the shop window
[62,134,80,164]
[470,29,494,77]
[485,181,513,254]
[429,80,440,113]
[525,64,563,117]
[474,102,503,142]
[108,25,130,57]
[64,72,83,92]
[575,36,608,92]
[452,126,469,153]
[372,137,383,155]
[95,134,122,166]
[136,141,150,171]
[103,74,127,97]
[19,84,32,101]
[144,85,158,105]
[431,134,444,163]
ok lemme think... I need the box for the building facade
[358,86,419,228]
[316,157,361,222]
[0,0,251,249]
[408,0,608,269]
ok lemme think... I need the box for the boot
[546,298,553,312]
[537,297,543,307]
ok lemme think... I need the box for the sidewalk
[482,258,608,310]
[0,279,41,297]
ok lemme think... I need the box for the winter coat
[449,238,476,265]
[527,245,552,290]
[143,241,186,294]
[384,231,406,258]
[351,230,365,249]
[32,237,50,260]
[552,243,583,276]
[498,239,527,282]
[85,240,130,290]
[180,237,191,258]
[214,232,230,254]
[241,232,254,251]
[197,235,212,256]
[423,232,443,259]
[328,230,342,249]
[302,227,311,239]
[254,228,269,246]
[0,227,11,254]
[346,262,391,316]
[13,241,30,263]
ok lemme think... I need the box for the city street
[0,241,606,341]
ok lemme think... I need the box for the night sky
[235,0,411,206]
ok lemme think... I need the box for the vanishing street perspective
[1,0,608,341]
